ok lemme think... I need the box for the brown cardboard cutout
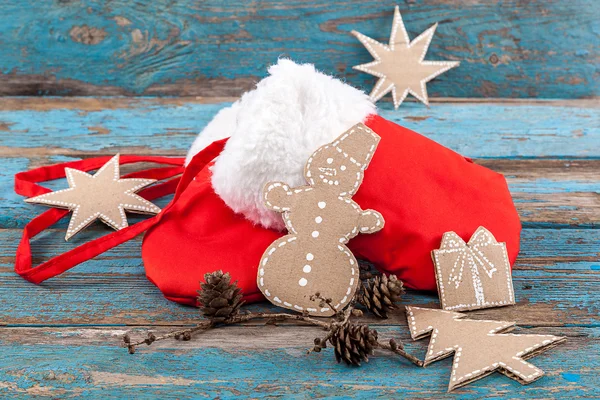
[352,6,459,108]
[257,123,384,316]
[25,154,160,240]
[406,306,566,391]
[432,226,515,312]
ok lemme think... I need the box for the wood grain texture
[0,97,597,398]
[0,227,597,327]
[3,157,600,229]
[0,98,597,158]
[1,99,598,229]
[0,326,596,398]
[0,1,598,98]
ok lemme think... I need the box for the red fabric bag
[142,115,521,304]
[14,116,521,306]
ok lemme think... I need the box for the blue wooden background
[0,0,598,97]
[0,98,598,398]
[0,1,598,398]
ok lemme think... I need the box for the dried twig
[123,270,424,369]
[124,312,329,354]
[378,339,423,367]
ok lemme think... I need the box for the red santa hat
[186,59,376,230]
[170,58,521,304]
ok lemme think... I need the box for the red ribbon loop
[14,139,228,284]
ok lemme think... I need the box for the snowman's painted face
[304,146,364,196]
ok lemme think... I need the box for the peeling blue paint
[0,101,598,158]
[0,1,598,97]
[0,342,596,398]
[562,373,581,382]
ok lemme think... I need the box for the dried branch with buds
[122,269,423,368]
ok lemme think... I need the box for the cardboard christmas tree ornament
[406,306,566,391]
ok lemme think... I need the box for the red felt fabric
[12,146,228,285]
[350,115,521,289]
[15,116,520,306]
[142,115,521,304]
[142,161,280,305]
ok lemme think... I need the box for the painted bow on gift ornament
[441,228,498,301]
[433,226,515,311]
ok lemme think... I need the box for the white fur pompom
[186,59,377,230]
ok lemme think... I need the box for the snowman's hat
[333,123,381,169]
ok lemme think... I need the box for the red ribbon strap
[14,139,228,284]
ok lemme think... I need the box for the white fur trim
[186,59,377,230]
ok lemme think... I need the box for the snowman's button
[306,253,314,261]
[311,231,319,238]
[303,265,312,273]
[318,201,326,209]
[315,216,323,224]
[299,278,308,287]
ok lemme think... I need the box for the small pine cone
[358,260,376,280]
[198,270,244,320]
[330,324,378,366]
[359,274,404,318]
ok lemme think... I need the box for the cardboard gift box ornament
[14,60,521,307]
[432,226,516,312]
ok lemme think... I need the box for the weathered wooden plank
[0,98,596,398]
[4,157,599,229]
[0,228,597,327]
[0,326,596,398]
[1,99,599,227]
[0,1,598,98]
[1,99,598,158]
[0,325,592,349]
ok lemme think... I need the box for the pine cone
[198,270,244,320]
[330,323,378,366]
[359,274,404,318]
[358,260,377,280]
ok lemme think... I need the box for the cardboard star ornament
[406,306,566,391]
[25,154,161,240]
[352,6,459,108]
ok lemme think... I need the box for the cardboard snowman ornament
[257,123,384,316]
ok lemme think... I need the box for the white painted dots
[326,157,333,164]
[318,201,326,209]
[300,250,313,286]
[340,165,346,171]
[315,216,323,223]
[311,231,319,238]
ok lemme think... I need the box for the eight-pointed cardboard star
[352,6,459,108]
[25,154,161,240]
